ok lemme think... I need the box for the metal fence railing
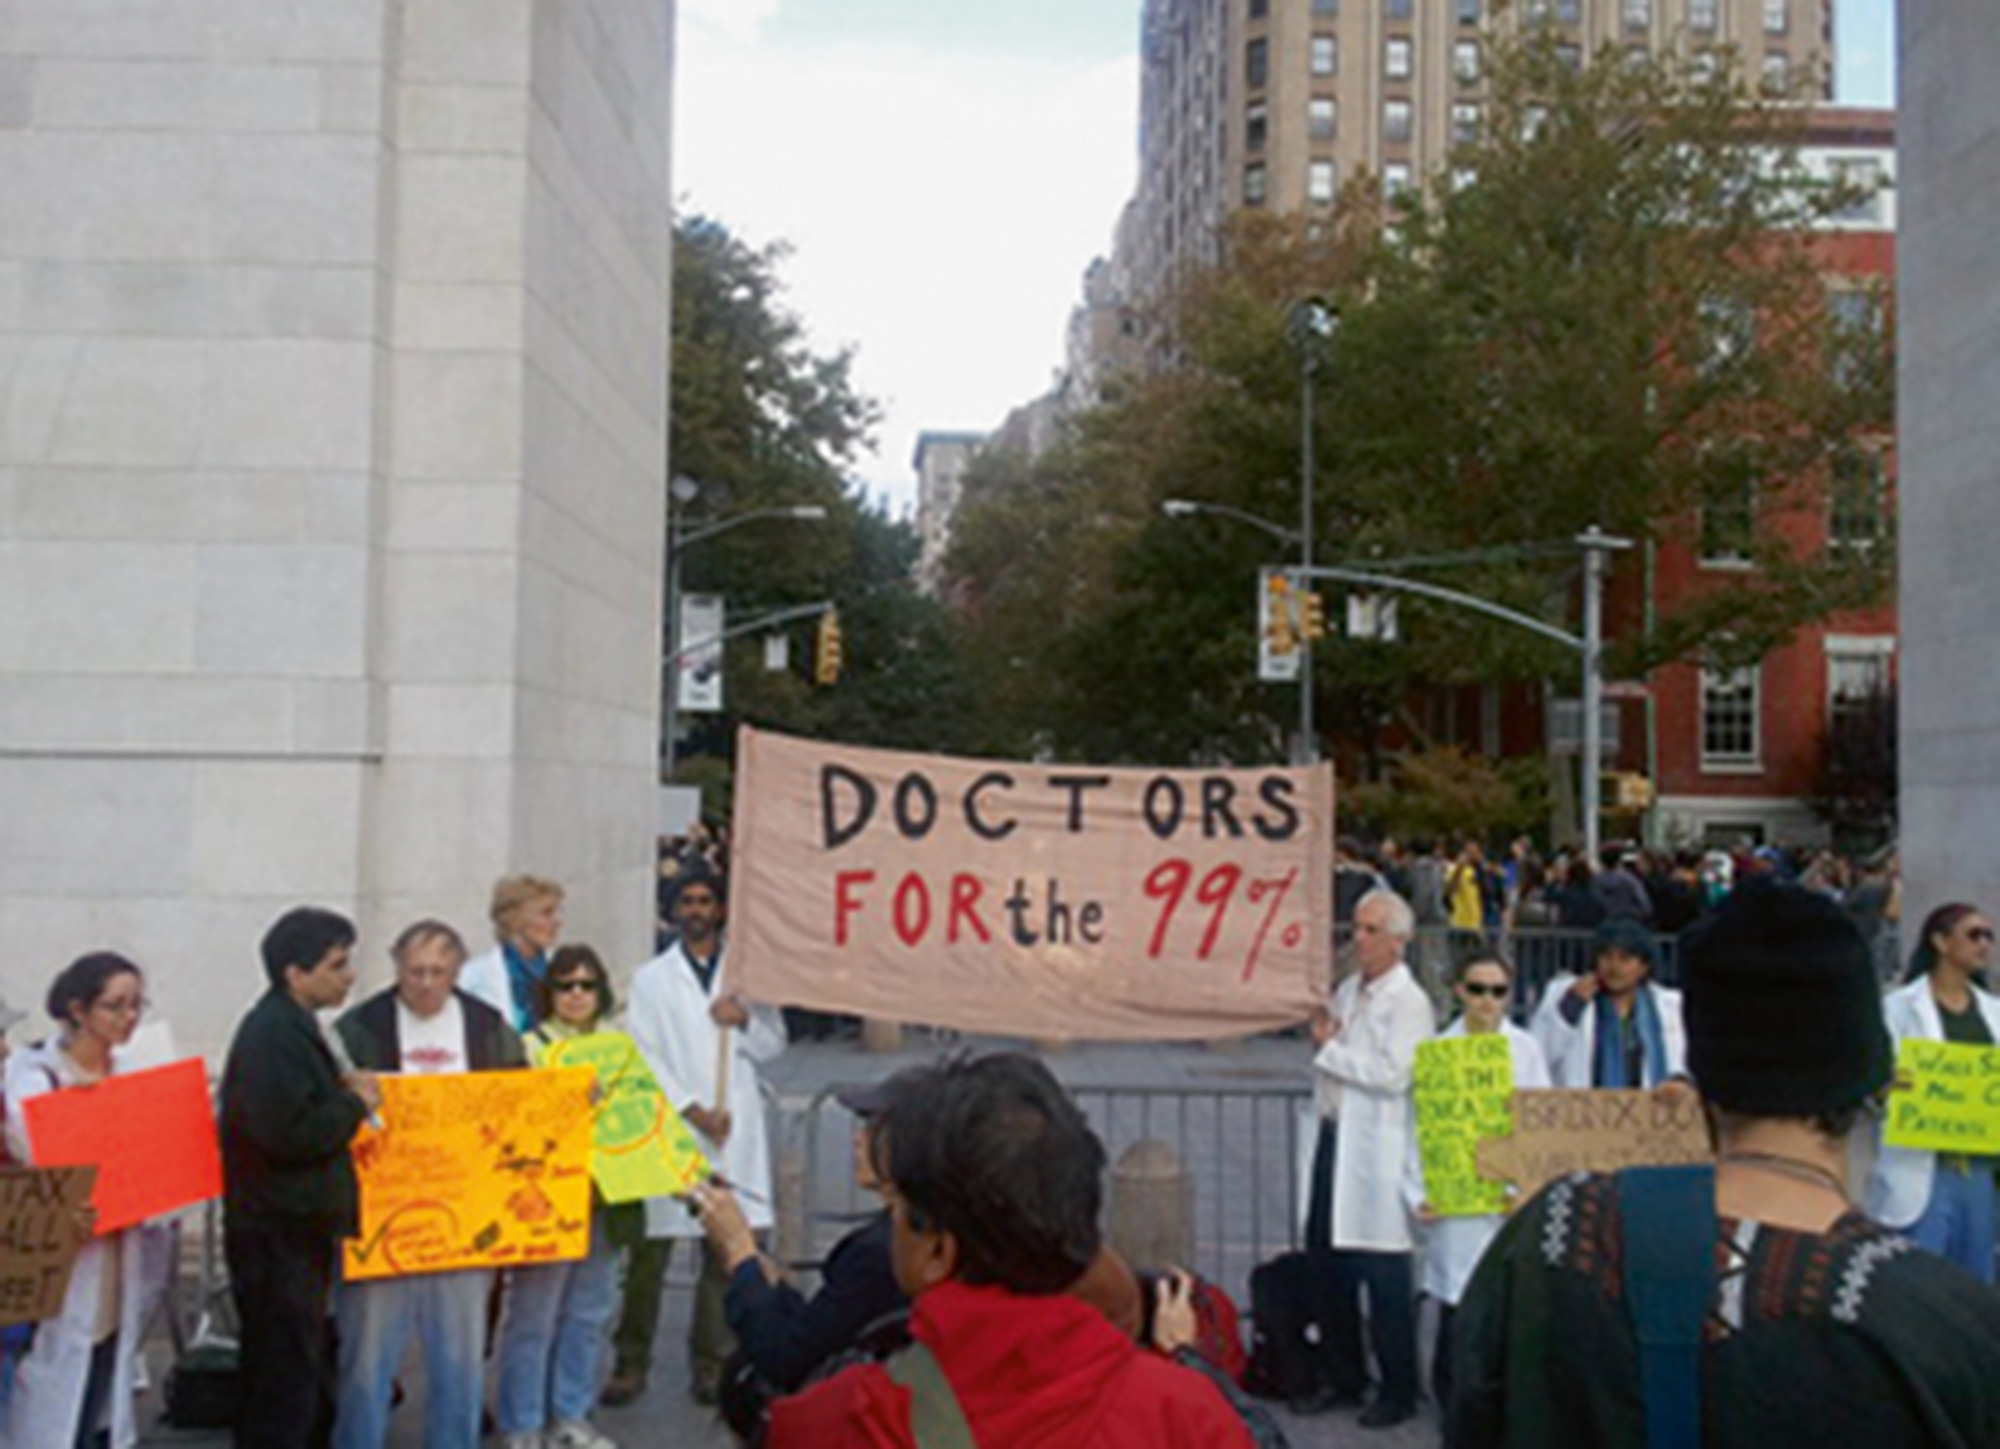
[770,1079,1313,1308]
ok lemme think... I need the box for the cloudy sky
[674,0,1897,515]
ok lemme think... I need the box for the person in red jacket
[763,1052,1252,1449]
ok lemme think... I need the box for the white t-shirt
[396,996,468,1075]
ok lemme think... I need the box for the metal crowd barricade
[771,1078,1314,1307]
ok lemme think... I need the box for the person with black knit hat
[1865,900,2000,1280]
[1449,882,2000,1449]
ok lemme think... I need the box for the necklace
[1718,1150,1848,1200]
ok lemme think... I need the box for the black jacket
[219,987,369,1236]
[334,987,526,1073]
[726,1210,906,1391]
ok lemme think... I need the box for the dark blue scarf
[503,940,545,1033]
[1593,985,1669,1088]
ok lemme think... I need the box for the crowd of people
[5,834,2000,1448]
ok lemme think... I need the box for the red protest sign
[22,1057,222,1233]
[728,727,1334,1041]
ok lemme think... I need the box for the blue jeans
[334,1267,492,1449]
[494,1221,622,1431]
[1907,1159,1996,1284]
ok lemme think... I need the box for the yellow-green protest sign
[1414,1033,1516,1217]
[344,1069,594,1281]
[1883,1038,2000,1154]
[544,1032,711,1203]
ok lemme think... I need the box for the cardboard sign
[1414,1035,1516,1217]
[22,1057,222,1233]
[343,1069,594,1281]
[1883,1038,2000,1154]
[0,1167,97,1326]
[542,1032,710,1203]
[728,727,1334,1040]
[1475,1089,1710,1203]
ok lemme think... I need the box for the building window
[1386,37,1413,80]
[1383,161,1413,198]
[1623,0,1651,25]
[1761,50,1789,91]
[1457,0,1480,21]
[1314,0,1339,14]
[1245,162,1268,207]
[1827,639,1893,732]
[1247,37,1269,89]
[1451,103,1481,145]
[1827,156,1884,223]
[1454,39,1481,83]
[1383,99,1412,144]
[1249,0,1269,16]
[1246,101,1268,152]
[1700,469,1757,564]
[1311,34,1338,76]
[1690,0,1718,30]
[1310,96,1338,139]
[1309,160,1337,204]
[1557,0,1582,22]
[1701,664,1761,769]
[1555,41,1583,69]
[1699,294,1755,375]
[1522,104,1550,141]
[1764,0,1788,32]
[1386,0,1413,18]
[1829,445,1886,548]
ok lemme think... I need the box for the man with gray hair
[1298,887,1435,1429]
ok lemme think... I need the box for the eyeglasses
[551,978,599,995]
[91,997,147,1018]
[1460,983,1510,998]
[1969,927,1995,943]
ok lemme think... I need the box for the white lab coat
[1298,962,1436,1253]
[626,937,786,1238]
[1542,982,1687,1089]
[458,945,513,1026]
[1,1042,173,1449]
[1401,1018,1550,1304]
[1866,978,2000,1228]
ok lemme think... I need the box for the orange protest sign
[728,727,1334,1040]
[343,1069,594,1282]
[22,1058,221,1233]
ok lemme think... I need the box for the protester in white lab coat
[1,954,172,1449]
[606,862,786,1408]
[1296,888,1435,1429]
[1540,918,1687,1090]
[459,874,567,1034]
[1403,954,1549,1410]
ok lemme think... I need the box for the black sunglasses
[551,977,600,994]
[1970,927,1996,943]
[1461,982,1510,998]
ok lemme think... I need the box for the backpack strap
[886,1339,976,1449]
[1618,1165,1716,1449]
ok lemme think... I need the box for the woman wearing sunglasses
[1,953,172,1449]
[1404,955,1549,1412]
[1867,902,2000,1281]
[493,945,641,1449]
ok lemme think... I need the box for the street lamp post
[1288,298,1337,766]
[661,475,828,778]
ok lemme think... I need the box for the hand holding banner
[542,1032,711,1202]
[1414,1035,1517,1217]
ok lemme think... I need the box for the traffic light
[1265,574,1298,655]
[1301,590,1327,640]
[814,608,843,685]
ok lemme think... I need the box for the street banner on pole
[343,1069,594,1281]
[677,593,726,713]
[728,727,1334,1040]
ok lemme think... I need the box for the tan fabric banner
[728,727,1334,1041]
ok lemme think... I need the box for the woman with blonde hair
[461,874,566,1033]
